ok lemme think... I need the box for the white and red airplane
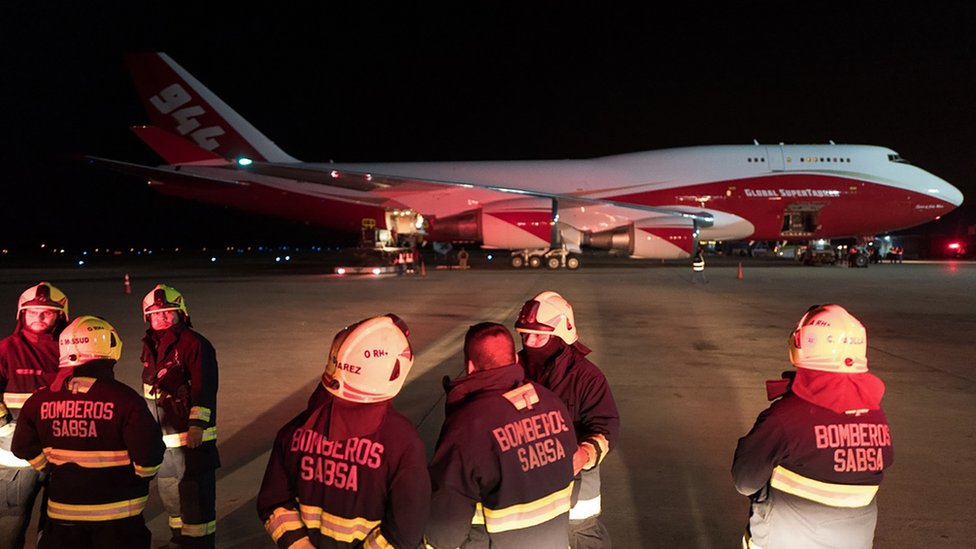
[87,52,964,269]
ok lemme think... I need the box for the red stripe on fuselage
[611,174,956,239]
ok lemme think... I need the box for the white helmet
[59,315,123,368]
[322,314,414,403]
[515,291,578,345]
[789,304,867,373]
[142,284,188,322]
[17,282,69,321]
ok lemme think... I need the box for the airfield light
[336,268,347,275]
[237,157,253,166]
[276,257,281,262]
[487,254,494,261]
[211,257,217,263]
[78,260,85,266]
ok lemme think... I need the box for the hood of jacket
[791,368,886,413]
[444,362,525,407]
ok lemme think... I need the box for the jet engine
[586,217,698,259]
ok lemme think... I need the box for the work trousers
[39,514,150,549]
[158,446,217,548]
[0,466,45,549]
[569,515,612,549]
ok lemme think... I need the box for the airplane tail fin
[131,126,229,166]
[125,52,299,163]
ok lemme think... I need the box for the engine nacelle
[427,198,555,249]
[586,217,697,259]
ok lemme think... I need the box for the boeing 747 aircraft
[86,53,964,269]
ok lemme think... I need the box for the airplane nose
[930,175,965,207]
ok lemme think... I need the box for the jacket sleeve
[377,431,431,548]
[187,335,218,429]
[10,396,46,471]
[425,437,479,548]
[732,401,787,497]
[257,424,309,549]
[574,362,620,469]
[124,393,166,479]
[0,346,10,424]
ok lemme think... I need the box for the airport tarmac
[1,255,973,548]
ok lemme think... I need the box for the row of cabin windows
[746,157,852,163]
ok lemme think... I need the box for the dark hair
[464,322,516,371]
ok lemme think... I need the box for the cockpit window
[888,153,910,164]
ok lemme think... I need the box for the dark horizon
[3,5,974,252]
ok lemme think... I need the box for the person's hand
[572,445,592,475]
[187,426,204,448]
[287,537,316,549]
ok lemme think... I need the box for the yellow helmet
[142,284,188,322]
[789,304,867,373]
[17,282,69,321]
[515,290,578,345]
[322,314,414,403]
[58,315,122,367]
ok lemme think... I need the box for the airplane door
[766,145,785,171]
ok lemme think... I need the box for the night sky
[3,4,975,253]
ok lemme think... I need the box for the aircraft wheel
[546,256,561,270]
[854,254,869,268]
[528,256,543,268]
[566,255,581,270]
[511,255,525,269]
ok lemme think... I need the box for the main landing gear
[510,248,581,270]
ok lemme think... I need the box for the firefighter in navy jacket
[12,315,165,548]
[515,291,620,549]
[426,322,577,549]
[257,314,430,548]
[733,304,894,549]
[0,282,69,549]
[140,284,219,548]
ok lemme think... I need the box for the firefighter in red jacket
[12,315,165,548]
[140,284,219,548]
[257,314,430,548]
[426,322,577,549]
[0,282,69,549]
[515,291,620,549]
[733,304,894,549]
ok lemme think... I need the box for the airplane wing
[83,156,248,188]
[83,156,391,206]
[239,161,714,225]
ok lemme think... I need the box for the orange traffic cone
[419,261,427,277]
[736,262,743,280]
[123,273,131,294]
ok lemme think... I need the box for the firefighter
[140,284,219,548]
[0,282,69,549]
[426,322,577,549]
[732,304,894,549]
[256,314,430,548]
[12,315,165,548]
[515,291,620,549]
